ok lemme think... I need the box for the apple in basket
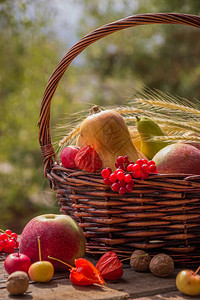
[19,214,86,271]
[152,143,200,175]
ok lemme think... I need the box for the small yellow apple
[28,261,54,282]
[176,269,200,296]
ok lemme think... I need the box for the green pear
[135,116,169,159]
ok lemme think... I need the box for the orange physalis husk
[96,251,123,281]
[74,145,102,172]
[70,258,105,286]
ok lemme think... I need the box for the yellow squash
[77,106,145,170]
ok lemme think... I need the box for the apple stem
[120,254,148,262]
[48,256,73,270]
[38,236,42,261]
[194,265,200,276]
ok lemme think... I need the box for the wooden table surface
[0,253,196,300]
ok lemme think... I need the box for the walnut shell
[6,271,29,295]
[149,253,174,277]
[130,250,151,272]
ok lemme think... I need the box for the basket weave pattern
[39,13,200,265]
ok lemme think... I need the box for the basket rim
[38,12,200,176]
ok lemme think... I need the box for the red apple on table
[19,214,86,271]
[4,253,31,275]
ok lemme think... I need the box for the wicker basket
[38,13,200,266]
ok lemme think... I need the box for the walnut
[6,271,29,295]
[149,253,174,277]
[130,250,151,272]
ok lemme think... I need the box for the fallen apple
[176,268,200,296]
[4,253,31,275]
[28,261,54,282]
[28,237,54,282]
[19,214,86,271]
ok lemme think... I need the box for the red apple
[60,146,79,168]
[19,214,86,271]
[4,253,31,275]
[152,143,200,174]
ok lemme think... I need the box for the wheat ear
[59,125,80,147]
[136,98,200,116]
[152,135,200,143]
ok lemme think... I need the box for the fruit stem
[120,254,148,262]
[38,236,42,261]
[194,265,200,276]
[135,116,140,122]
[90,105,101,115]
[48,256,73,270]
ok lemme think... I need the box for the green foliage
[73,0,200,101]
[1,0,200,233]
[0,0,63,232]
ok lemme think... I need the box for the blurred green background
[1,0,200,233]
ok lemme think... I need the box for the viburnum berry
[6,239,15,248]
[124,174,132,183]
[0,240,7,248]
[109,173,117,183]
[141,159,148,165]
[127,164,134,172]
[141,164,149,173]
[11,232,18,240]
[118,179,126,187]
[148,164,157,172]
[147,160,155,166]
[5,229,12,236]
[0,233,8,241]
[132,164,141,172]
[116,171,125,181]
[132,170,141,179]
[4,245,15,253]
[115,161,119,168]
[106,167,112,174]
[115,168,123,174]
[135,159,143,166]
[0,228,19,253]
[126,183,134,192]
[119,187,127,195]
[124,155,130,164]
[101,168,110,178]
[116,156,124,166]
[101,155,157,195]
[111,182,120,192]
[103,178,111,185]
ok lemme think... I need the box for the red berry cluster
[0,229,19,254]
[101,156,157,195]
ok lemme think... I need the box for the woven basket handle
[38,13,200,175]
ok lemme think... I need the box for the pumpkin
[76,106,145,171]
